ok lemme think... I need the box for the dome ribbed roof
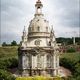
[28,16,50,33]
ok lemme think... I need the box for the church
[18,0,59,77]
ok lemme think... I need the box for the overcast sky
[0,0,80,44]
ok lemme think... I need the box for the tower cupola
[35,0,43,15]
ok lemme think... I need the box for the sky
[0,0,80,44]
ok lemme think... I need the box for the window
[47,55,51,68]
[35,40,41,45]
[29,27,31,32]
[37,55,41,68]
[32,27,34,31]
[37,19,39,22]
[46,27,48,32]
[37,26,40,31]
[44,20,46,22]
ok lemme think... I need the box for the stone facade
[18,0,59,77]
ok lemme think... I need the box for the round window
[35,40,41,45]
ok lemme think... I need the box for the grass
[0,46,80,61]
[60,52,80,62]
[0,46,80,79]
[0,46,18,60]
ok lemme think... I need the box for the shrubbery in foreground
[0,69,15,80]
[16,76,62,80]
[0,58,17,80]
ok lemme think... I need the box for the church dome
[28,0,50,38]
[28,16,50,33]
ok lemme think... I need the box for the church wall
[27,38,50,47]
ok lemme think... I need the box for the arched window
[29,27,31,32]
[37,55,41,68]
[32,27,34,31]
[37,26,40,31]
[46,27,48,32]
[47,55,51,68]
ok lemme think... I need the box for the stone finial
[37,0,41,3]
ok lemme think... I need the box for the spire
[51,25,54,34]
[23,26,26,32]
[50,25,55,41]
[35,0,43,16]
[51,25,54,35]
[23,26,26,37]
[22,26,27,42]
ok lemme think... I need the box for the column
[22,52,26,69]
[57,55,59,75]
[32,55,37,69]
[53,54,57,76]
[43,54,47,68]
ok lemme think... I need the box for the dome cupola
[35,0,43,16]
[28,0,50,38]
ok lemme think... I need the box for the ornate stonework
[18,0,59,77]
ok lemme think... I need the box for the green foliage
[0,69,15,80]
[11,40,17,46]
[0,54,18,80]
[74,62,80,77]
[0,46,18,80]
[16,76,62,80]
[2,42,7,46]
[7,58,18,68]
[60,58,75,73]
[75,37,80,45]
[67,48,76,53]
[56,37,73,45]
[60,53,80,62]
[0,58,18,69]
[0,46,18,59]
[0,46,80,80]
[60,53,80,80]
[56,37,80,45]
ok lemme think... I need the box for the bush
[60,58,75,73]
[7,58,18,68]
[67,48,76,53]
[16,76,62,80]
[0,58,18,69]
[0,69,15,80]
[0,61,7,69]
[0,58,18,80]
[60,57,80,79]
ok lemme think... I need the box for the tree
[2,42,7,46]
[60,58,75,73]
[11,40,17,46]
